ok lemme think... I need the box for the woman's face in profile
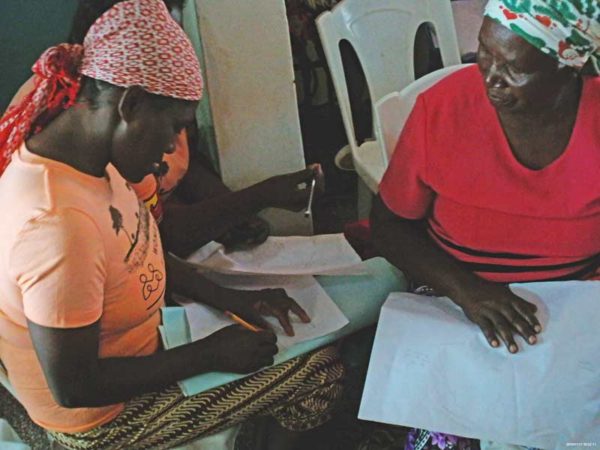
[111,92,197,183]
[477,17,575,114]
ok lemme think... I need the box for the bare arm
[160,167,318,257]
[174,151,231,203]
[28,319,277,408]
[370,194,541,353]
[160,181,269,256]
[16,208,277,409]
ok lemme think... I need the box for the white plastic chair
[374,64,469,166]
[316,0,461,215]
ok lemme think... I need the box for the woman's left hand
[220,288,311,336]
[253,165,324,212]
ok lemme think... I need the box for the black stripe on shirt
[458,253,600,273]
[429,226,541,260]
[533,261,600,282]
[428,225,600,276]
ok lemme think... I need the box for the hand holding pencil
[225,311,263,332]
[200,324,278,373]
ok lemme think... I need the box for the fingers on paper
[289,301,311,323]
[477,317,499,348]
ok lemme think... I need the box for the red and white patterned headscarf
[0,0,203,176]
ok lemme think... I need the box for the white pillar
[194,0,312,235]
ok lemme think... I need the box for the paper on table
[160,257,407,397]
[359,281,600,450]
[185,234,364,276]
[177,274,349,350]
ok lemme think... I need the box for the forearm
[371,196,485,304]
[165,252,236,310]
[79,340,214,407]
[32,309,270,408]
[28,319,217,409]
[160,184,270,257]
[176,162,230,203]
[371,196,543,353]
[175,134,230,203]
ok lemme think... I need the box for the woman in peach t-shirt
[0,1,342,449]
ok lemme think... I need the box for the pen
[225,311,263,332]
[304,177,316,218]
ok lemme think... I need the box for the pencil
[304,177,316,218]
[225,311,263,332]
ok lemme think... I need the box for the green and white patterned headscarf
[484,0,600,74]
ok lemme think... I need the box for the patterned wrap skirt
[49,345,343,450]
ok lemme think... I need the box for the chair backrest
[316,0,461,154]
[374,63,469,165]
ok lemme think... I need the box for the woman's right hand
[255,165,323,212]
[454,281,542,354]
[199,325,278,373]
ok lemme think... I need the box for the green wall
[0,1,78,112]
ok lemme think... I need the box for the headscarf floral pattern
[484,0,600,74]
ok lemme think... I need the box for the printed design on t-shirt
[139,262,165,310]
[109,205,137,249]
[126,200,153,270]
[108,198,152,270]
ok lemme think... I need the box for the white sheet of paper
[359,281,600,450]
[178,274,349,350]
[185,234,364,276]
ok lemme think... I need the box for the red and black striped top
[379,66,600,283]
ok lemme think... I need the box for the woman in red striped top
[372,1,600,355]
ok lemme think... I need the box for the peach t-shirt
[0,146,166,433]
